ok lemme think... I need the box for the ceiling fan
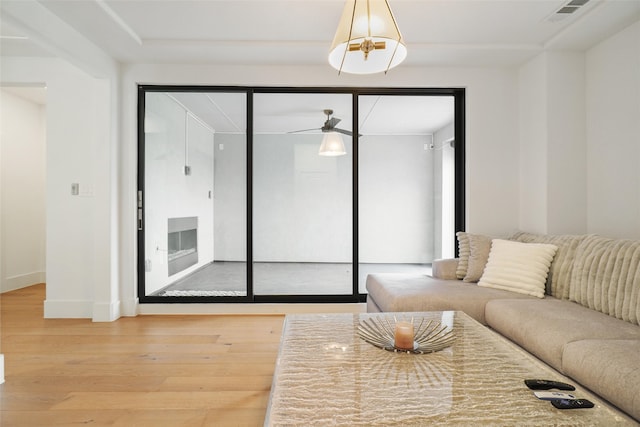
[289,109,356,136]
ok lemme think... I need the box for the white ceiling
[169,91,454,135]
[3,0,640,67]
[2,0,639,134]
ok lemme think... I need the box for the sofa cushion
[478,239,557,298]
[485,298,640,372]
[509,231,589,298]
[366,273,536,325]
[432,258,459,280]
[570,235,640,325]
[562,339,640,421]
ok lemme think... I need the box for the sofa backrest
[509,232,589,299]
[570,235,640,326]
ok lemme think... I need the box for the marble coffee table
[265,311,635,426]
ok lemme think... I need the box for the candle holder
[358,316,455,354]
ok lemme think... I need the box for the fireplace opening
[168,217,198,276]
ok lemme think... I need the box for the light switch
[71,183,79,195]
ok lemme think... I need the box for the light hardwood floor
[0,284,284,426]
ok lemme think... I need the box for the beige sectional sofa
[366,232,640,422]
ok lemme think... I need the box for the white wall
[359,134,434,263]
[518,51,588,236]
[213,133,246,261]
[516,19,640,239]
[214,128,446,265]
[586,20,640,239]
[1,57,117,320]
[433,123,455,259]
[546,52,587,235]
[518,54,549,234]
[253,133,353,262]
[144,93,215,294]
[0,89,46,292]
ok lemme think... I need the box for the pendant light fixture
[328,0,407,75]
[318,132,347,156]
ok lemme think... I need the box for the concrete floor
[151,262,432,296]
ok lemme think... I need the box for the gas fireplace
[168,217,198,276]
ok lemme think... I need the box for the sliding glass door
[140,89,247,299]
[252,93,353,296]
[138,86,464,303]
[357,95,456,293]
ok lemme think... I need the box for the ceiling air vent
[548,0,591,22]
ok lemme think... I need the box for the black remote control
[551,398,594,409]
[524,379,575,391]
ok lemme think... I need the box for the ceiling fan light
[328,0,407,74]
[319,132,347,156]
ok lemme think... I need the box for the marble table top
[265,311,635,426]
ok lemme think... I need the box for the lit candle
[394,321,414,350]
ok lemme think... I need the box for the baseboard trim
[120,297,139,317]
[44,299,93,318]
[92,300,121,322]
[137,302,366,315]
[2,271,46,293]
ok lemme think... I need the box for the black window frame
[137,85,465,304]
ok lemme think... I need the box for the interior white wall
[213,133,246,261]
[518,55,549,234]
[586,19,640,239]
[546,52,587,235]
[1,57,117,320]
[359,134,434,263]
[433,123,455,259]
[253,134,352,262]
[210,128,445,265]
[144,93,215,295]
[0,89,46,292]
[518,51,588,236]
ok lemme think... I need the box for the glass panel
[253,93,353,295]
[358,95,455,293]
[143,91,247,297]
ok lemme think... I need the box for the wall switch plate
[71,183,79,195]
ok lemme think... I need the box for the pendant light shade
[328,0,407,75]
[319,132,347,156]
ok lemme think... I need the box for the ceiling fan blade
[327,117,341,128]
[288,127,321,134]
[332,128,363,137]
[332,128,353,136]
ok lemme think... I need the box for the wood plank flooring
[0,284,284,426]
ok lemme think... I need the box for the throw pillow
[463,234,493,282]
[456,231,493,281]
[455,231,470,279]
[478,239,558,298]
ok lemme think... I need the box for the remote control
[524,379,575,391]
[550,398,594,409]
[534,391,576,400]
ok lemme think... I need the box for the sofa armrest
[432,258,460,280]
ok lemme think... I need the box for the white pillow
[478,239,558,298]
